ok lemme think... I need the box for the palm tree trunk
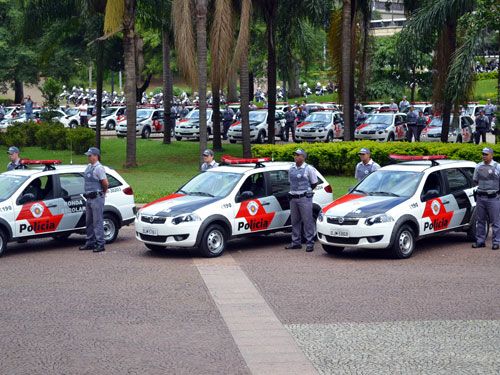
[341,0,354,140]
[440,21,457,143]
[196,0,208,163]
[14,79,23,104]
[162,30,172,144]
[212,84,222,151]
[123,0,137,167]
[227,71,238,102]
[358,14,370,101]
[265,0,277,144]
[240,57,251,158]
[95,40,104,150]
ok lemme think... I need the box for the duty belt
[476,191,499,198]
[83,191,104,199]
[289,192,313,199]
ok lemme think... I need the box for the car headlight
[136,210,141,219]
[317,212,324,222]
[172,213,201,225]
[317,127,325,131]
[365,214,394,226]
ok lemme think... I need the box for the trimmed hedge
[1,122,95,154]
[252,141,500,176]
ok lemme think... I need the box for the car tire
[117,134,125,138]
[389,224,415,259]
[103,213,119,244]
[229,139,237,144]
[322,244,344,255]
[456,134,462,143]
[146,244,165,252]
[69,121,78,129]
[199,224,227,258]
[325,131,333,143]
[387,133,395,142]
[106,120,116,130]
[52,233,71,241]
[175,136,182,141]
[280,129,286,141]
[256,131,265,144]
[142,127,151,139]
[0,229,7,257]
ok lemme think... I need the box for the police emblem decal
[30,203,44,218]
[431,200,441,216]
[247,201,259,216]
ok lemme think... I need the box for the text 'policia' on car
[135,156,333,257]
[317,155,479,259]
[0,159,136,256]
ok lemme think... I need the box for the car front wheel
[390,224,415,259]
[0,229,7,257]
[199,224,227,257]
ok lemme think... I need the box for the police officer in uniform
[355,148,380,182]
[474,109,490,144]
[406,105,418,142]
[79,147,109,252]
[7,146,22,170]
[286,149,318,252]
[415,110,427,141]
[222,105,235,140]
[472,147,500,250]
[284,106,296,142]
[484,99,496,124]
[201,149,218,171]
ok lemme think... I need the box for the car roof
[381,160,476,172]
[2,164,116,177]
[207,162,296,175]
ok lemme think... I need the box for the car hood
[140,193,221,217]
[298,121,329,129]
[357,123,391,131]
[322,193,408,218]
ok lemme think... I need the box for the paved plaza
[1,227,499,374]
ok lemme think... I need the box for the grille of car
[139,234,167,242]
[326,217,359,225]
[324,235,360,245]
[141,215,167,224]
[428,133,440,138]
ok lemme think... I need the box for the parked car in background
[354,112,408,142]
[227,109,285,144]
[295,110,344,142]
[420,115,475,143]
[116,108,164,139]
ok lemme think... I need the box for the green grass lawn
[1,140,356,203]
[474,79,497,101]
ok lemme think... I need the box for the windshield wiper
[189,191,214,197]
[352,189,370,195]
[177,189,187,194]
[372,191,400,197]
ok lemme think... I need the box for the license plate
[142,227,158,236]
[331,230,349,237]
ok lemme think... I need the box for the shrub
[67,127,95,154]
[35,122,68,150]
[3,123,28,147]
[40,77,62,109]
[252,141,500,176]
[474,71,498,81]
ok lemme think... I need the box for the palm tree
[195,0,208,162]
[341,0,355,140]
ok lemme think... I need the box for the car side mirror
[237,190,254,202]
[18,193,36,205]
[422,189,439,201]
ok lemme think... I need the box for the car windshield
[249,111,267,123]
[366,115,392,126]
[65,108,79,116]
[305,112,333,123]
[187,109,213,121]
[177,171,241,198]
[353,170,422,198]
[0,174,28,201]
[102,107,117,116]
[137,109,152,119]
[428,116,455,127]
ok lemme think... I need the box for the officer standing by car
[406,105,418,142]
[484,99,496,124]
[415,110,427,141]
[79,147,109,253]
[24,96,33,121]
[222,105,235,140]
[286,149,318,252]
[472,147,500,250]
[355,148,380,182]
[201,149,218,171]
[474,109,490,144]
[399,96,409,112]
[7,146,23,170]
[284,105,296,142]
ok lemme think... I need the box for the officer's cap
[7,146,19,155]
[294,149,307,157]
[202,149,214,157]
[482,147,493,155]
[358,148,371,155]
[84,147,100,156]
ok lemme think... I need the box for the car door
[333,113,344,138]
[232,172,280,235]
[442,168,475,229]
[460,116,473,143]
[56,173,87,230]
[394,114,406,140]
[14,175,65,238]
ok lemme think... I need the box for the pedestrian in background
[285,149,318,252]
[201,149,218,172]
[355,148,380,182]
[222,105,235,140]
[79,147,108,253]
[474,109,490,144]
[472,147,500,250]
[415,110,427,141]
[24,96,33,121]
[389,99,398,112]
[484,99,496,124]
[406,105,418,142]
[78,99,88,127]
[284,106,296,142]
[399,96,410,112]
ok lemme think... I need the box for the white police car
[174,108,217,141]
[135,156,333,257]
[354,112,407,141]
[317,155,478,259]
[227,109,286,144]
[295,110,344,142]
[0,160,136,256]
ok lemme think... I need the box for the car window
[107,174,122,188]
[59,173,85,196]
[20,176,54,202]
[238,172,267,200]
[267,170,289,196]
[0,174,28,202]
[445,169,470,192]
[421,172,444,200]
[461,168,475,185]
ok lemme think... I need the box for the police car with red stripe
[317,155,478,258]
[135,156,333,257]
[0,160,136,256]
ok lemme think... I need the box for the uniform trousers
[85,196,105,247]
[475,195,500,245]
[290,196,315,247]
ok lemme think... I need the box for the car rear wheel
[142,127,151,139]
[456,134,462,143]
[387,133,395,142]
[103,213,119,244]
[325,131,333,143]
[69,121,78,129]
[199,224,227,257]
[52,233,71,241]
[322,244,344,255]
[256,131,266,144]
[106,120,116,130]
[0,229,7,257]
[390,224,415,259]
[229,139,237,144]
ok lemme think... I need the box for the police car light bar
[21,159,62,171]
[389,154,447,166]
[221,155,271,167]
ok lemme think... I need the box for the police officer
[286,149,318,252]
[7,146,22,170]
[472,147,500,250]
[201,149,218,171]
[484,99,496,124]
[79,147,109,253]
[179,104,189,119]
[284,106,296,142]
[474,109,490,144]
[389,99,398,112]
[222,105,235,140]
[406,105,418,142]
[355,148,380,182]
[399,96,409,112]
[415,110,427,141]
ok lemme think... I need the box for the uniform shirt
[201,160,218,172]
[79,103,88,117]
[284,111,296,123]
[475,115,490,131]
[484,103,496,116]
[355,159,381,182]
[25,100,33,114]
[7,159,21,171]
[399,100,409,111]
[389,103,398,111]
[222,108,234,122]
[407,111,418,125]
[84,161,106,193]
[473,160,500,193]
[416,116,427,127]
[289,163,318,194]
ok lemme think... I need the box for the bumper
[295,131,327,142]
[134,218,199,248]
[316,220,393,249]
[354,133,388,141]
[175,128,199,138]
[228,131,258,142]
